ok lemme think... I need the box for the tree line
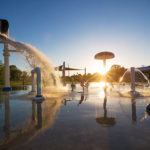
[0,65,30,85]
[66,65,127,82]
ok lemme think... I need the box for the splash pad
[0,19,150,104]
[0,19,62,101]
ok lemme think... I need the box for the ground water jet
[129,67,140,97]
[31,67,46,101]
[116,67,150,98]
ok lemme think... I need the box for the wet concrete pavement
[0,83,150,150]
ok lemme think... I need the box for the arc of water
[0,34,59,87]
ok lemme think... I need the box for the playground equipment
[129,67,140,97]
[28,72,36,95]
[0,19,58,92]
[94,51,115,88]
[71,77,76,91]
[62,62,66,86]
[29,67,46,101]
[119,67,150,97]
[55,62,87,88]
[0,19,11,91]
[77,73,89,91]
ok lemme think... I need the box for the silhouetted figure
[77,94,84,106]
[64,99,67,105]
[63,99,71,106]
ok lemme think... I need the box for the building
[137,66,150,78]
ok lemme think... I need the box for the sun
[90,62,111,75]
[99,67,106,74]
[98,82,109,88]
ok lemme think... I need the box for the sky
[0,0,150,75]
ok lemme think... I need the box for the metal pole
[28,72,36,95]
[103,59,106,86]
[32,67,46,101]
[36,68,41,96]
[2,29,11,91]
[131,67,135,92]
[63,62,66,86]
[32,73,35,92]
[85,68,86,81]
[68,64,70,77]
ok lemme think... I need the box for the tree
[10,65,17,71]
[87,73,92,80]
[110,65,121,69]
[108,65,127,82]
[10,65,22,80]
[15,69,22,80]
[22,71,29,81]
[92,72,100,82]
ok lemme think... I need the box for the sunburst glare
[91,63,111,75]
[98,91,105,98]
[98,82,109,88]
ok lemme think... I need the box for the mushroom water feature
[94,51,115,89]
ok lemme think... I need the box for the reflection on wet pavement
[0,83,150,150]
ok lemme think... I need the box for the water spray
[0,33,60,89]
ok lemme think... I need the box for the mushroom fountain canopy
[95,51,115,60]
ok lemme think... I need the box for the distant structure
[55,62,85,86]
[137,66,150,78]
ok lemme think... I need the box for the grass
[0,81,31,87]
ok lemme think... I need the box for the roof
[55,65,83,71]
[137,66,150,71]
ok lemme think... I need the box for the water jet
[30,67,46,101]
